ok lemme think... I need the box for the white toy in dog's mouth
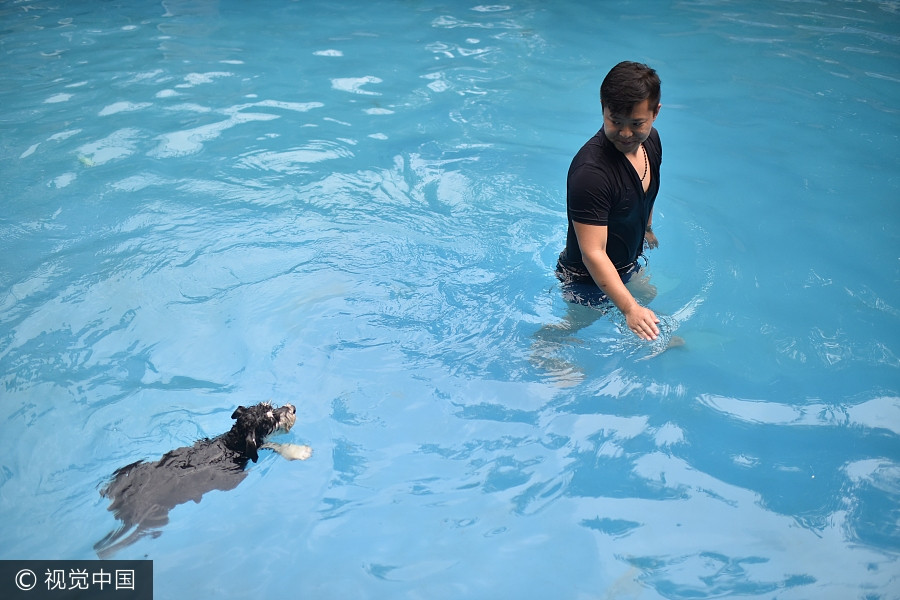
[261,442,313,461]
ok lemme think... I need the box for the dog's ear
[245,431,259,463]
[231,406,246,420]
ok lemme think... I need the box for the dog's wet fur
[95,402,296,558]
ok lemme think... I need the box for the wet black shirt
[560,127,661,279]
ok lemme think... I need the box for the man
[557,61,662,341]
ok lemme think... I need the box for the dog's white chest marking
[262,442,313,461]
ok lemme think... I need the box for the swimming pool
[1,0,898,597]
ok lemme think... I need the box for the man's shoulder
[579,130,608,154]
[570,132,612,172]
[645,127,662,162]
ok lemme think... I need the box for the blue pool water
[1,0,899,598]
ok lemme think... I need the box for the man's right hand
[624,304,660,341]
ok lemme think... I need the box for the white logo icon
[15,569,37,591]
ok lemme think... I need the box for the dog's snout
[277,403,297,434]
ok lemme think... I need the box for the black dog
[95,402,297,558]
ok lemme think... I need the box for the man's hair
[600,61,661,115]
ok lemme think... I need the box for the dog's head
[230,402,297,462]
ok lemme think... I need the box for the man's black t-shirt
[559,127,661,280]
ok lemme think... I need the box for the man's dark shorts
[555,250,642,309]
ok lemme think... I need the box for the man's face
[602,99,660,155]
